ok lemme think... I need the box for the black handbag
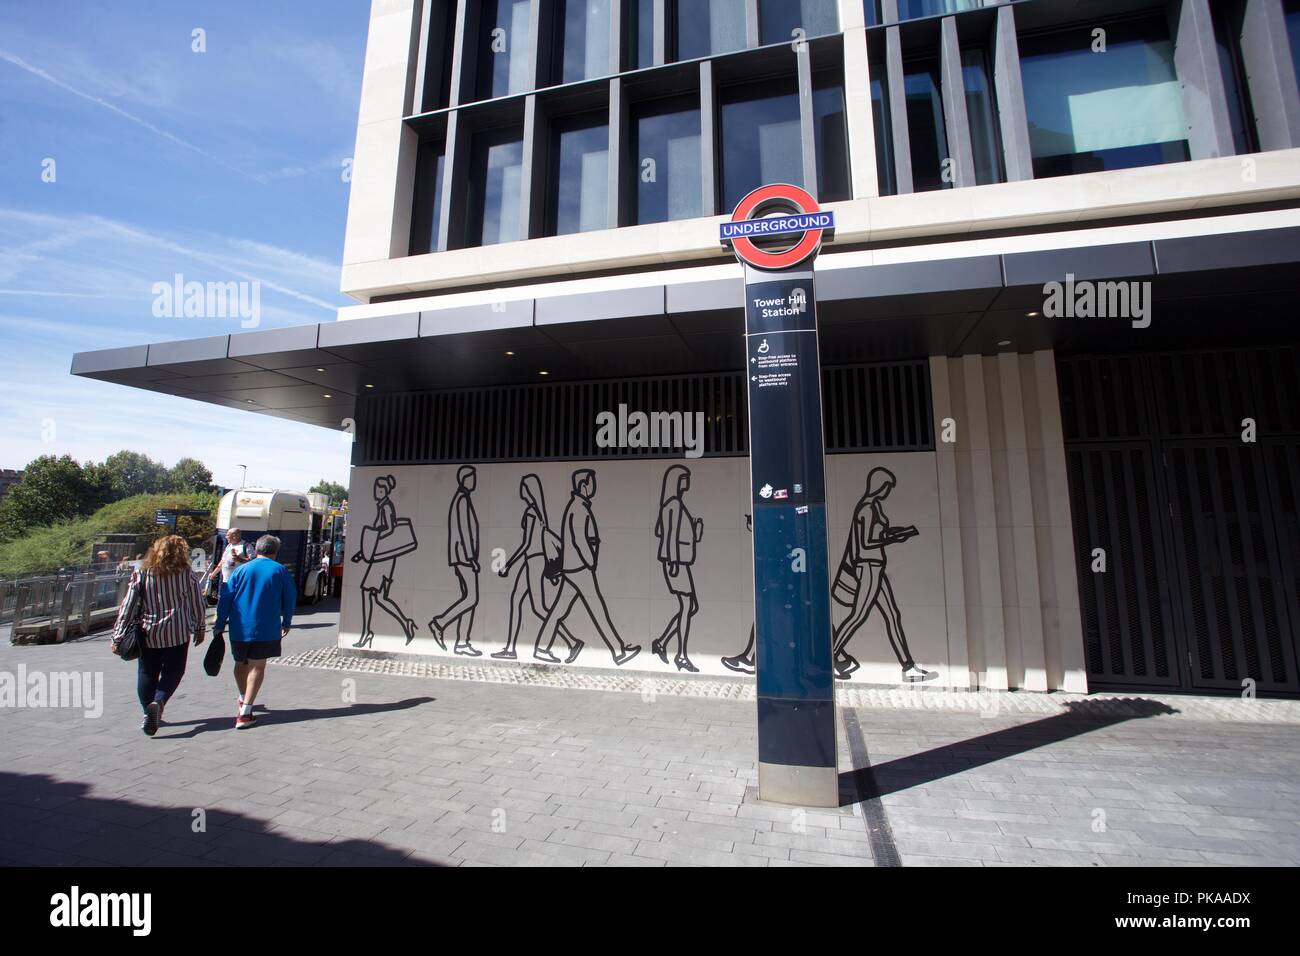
[115,620,142,661]
[204,632,226,676]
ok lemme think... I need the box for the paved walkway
[1,604,1297,866]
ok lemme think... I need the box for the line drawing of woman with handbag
[831,466,936,683]
[652,464,704,672]
[493,474,583,662]
[350,474,418,648]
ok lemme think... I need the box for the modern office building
[73,0,1300,695]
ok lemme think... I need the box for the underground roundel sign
[719,183,835,271]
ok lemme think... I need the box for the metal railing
[2,568,207,644]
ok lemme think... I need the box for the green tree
[168,457,213,492]
[100,450,170,499]
[309,480,349,506]
[0,455,97,543]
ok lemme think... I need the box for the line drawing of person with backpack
[350,474,418,648]
[652,464,704,672]
[831,466,936,683]
[493,474,583,662]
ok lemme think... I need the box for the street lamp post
[237,464,247,489]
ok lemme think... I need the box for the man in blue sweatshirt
[214,534,297,729]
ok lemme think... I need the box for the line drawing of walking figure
[831,466,936,683]
[428,465,482,656]
[652,464,704,672]
[534,469,641,666]
[493,474,584,663]
[721,513,756,675]
[350,475,419,648]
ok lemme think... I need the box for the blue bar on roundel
[743,269,838,807]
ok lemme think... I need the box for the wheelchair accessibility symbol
[757,338,770,355]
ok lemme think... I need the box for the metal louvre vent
[353,361,933,466]
[1060,347,1300,696]
[1066,444,1176,685]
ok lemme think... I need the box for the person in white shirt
[208,527,252,591]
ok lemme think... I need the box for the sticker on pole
[719,183,835,271]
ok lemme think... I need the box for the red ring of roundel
[729,183,824,270]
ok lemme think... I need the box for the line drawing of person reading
[350,475,418,648]
[721,512,755,675]
[534,469,640,666]
[831,466,937,683]
[428,465,482,657]
[493,474,583,663]
[652,464,704,672]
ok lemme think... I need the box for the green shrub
[0,492,218,576]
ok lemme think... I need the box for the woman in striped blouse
[111,534,207,736]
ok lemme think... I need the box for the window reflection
[1019,16,1190,178]
[813,73,850,201]
[904,57,950,192]
[557,0,611,84]
[961,48,1003,185]
[674,0,746,62]
[630,96,702,224]
[410,143,446,255]
[759,0,838,46]
[477,0,533,100]
[549,115,610,235]
[467,127,524,246]
[720,76,803,210]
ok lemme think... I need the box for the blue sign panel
[743,273,838,786]
[719,211,835,243]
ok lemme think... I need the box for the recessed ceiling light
[245,399,255,404]
[323,393,333,399]
[539,370,549,376]
[1025,310,1040,317]
[316,367,327,372]
[364,383,374,388]
[505,351,515,356]
[998,340,1012,347]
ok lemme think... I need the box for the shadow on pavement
[0,770,442,867]
[159,697,435,739]
[841,697,1179,807]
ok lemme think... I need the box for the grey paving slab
[2,603,1299,866]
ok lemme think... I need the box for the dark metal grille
[1059,348,1300,696]
[353,360,933,466]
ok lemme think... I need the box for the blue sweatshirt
[215,556,296,642]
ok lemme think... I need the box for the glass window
[870,74,896,196]
[548,114,610,235]
[864,1,881,28]
[1019,16,1190,178]
[476,0,534,100]
[409,142,446,255]
[961,48,1003,185]
[759,0,838,46]
[720,76,803,211]
[813,73,851,201]
[898,0,980,20]
[629,0,655,68]
[466,126,525,246]
[1284,1,1300,108]
[1211,0,1257,154]
[904,57,950,192]
[630,95,702,224]
[674,0,747,61]
[556,0,611,84]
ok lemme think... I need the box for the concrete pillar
[1240,0,1300,149]
[1170,0,1237,159]
[843,27,881,198]
[991,4,1033,182]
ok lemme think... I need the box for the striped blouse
[112,569,206,649]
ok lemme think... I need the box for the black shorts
[231,640,282,663]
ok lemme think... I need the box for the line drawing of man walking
[534,469,640,666]
[652,464,703,672]
[831,466,936,683]
[429,465,482,657]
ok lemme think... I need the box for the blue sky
[0,1,371,491]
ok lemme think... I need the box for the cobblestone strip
[273,646,1300,724]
